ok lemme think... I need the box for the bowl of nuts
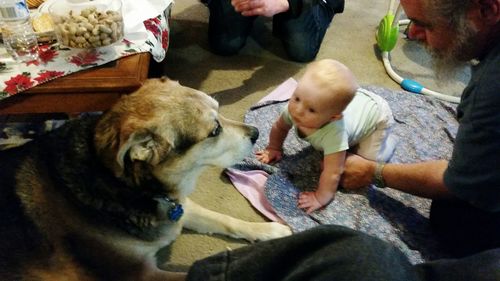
[47,0,124,49]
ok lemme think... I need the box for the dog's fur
[0,78,291,281]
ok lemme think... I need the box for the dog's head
[94,78,258,198]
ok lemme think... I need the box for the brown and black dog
[0,78,291,280]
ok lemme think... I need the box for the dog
[0,78,292,281]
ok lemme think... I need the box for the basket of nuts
[47,0,123,49]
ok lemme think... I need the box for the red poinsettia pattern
[3,73,34,95]
[122,38,133,47]
[34,70,65,84]
[144,17,161,37]
[68,50,103,67]
[161,28,169,49]
[142,13,170,56]
[26,45,59,66]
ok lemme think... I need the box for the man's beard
[426,21,477,82]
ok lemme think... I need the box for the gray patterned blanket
[232,85,459,264]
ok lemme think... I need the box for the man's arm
[340,154,453,199]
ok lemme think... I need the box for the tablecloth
[0,2,172,99]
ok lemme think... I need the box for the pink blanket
[225,78,297,223]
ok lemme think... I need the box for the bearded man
[341,0,500,257]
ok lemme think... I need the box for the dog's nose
[249,126,259,144]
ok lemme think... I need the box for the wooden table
[0,52,150,115]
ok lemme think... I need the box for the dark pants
[186,225,500,281]
[206,0,335,62]
[430,199,500,257]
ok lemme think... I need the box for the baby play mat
[229,78,459,264]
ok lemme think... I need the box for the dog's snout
[248,126,259,144]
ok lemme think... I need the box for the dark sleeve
[186,225,500,281]
[186,225,419,281]
[287,0,344,18]
[286,0,302,16]
[324,0,344,12]
[414,248,500,281]
[443,58,500,212]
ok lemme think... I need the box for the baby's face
[288,76,340,129]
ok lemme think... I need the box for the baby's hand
[298,191,334,214]
[298,192,323,214]
[255,148,282,164]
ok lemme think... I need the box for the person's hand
[255,148,282,164]
[231,0,290,17]
[340,153,376,189]
[297,191,323,214]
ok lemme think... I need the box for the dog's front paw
[243,222,293,242]
[264,222,293,240]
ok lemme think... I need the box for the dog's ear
[116,130,172,170]
[129,138,154,162]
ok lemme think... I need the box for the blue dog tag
[168,204,184,221]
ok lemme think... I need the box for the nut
[52,6,123,48]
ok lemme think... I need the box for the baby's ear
[331,113,343,121]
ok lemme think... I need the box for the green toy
[376,12,399,52]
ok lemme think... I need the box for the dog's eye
[209,120,222,137]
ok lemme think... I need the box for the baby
[256,59,397,213]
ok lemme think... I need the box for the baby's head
[289,59,359,129]
[303,59,358,113]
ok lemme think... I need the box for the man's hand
[231,0,290,17]
[340,153,376,189]
[256,148,283,164]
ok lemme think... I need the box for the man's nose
[407,22,426,41]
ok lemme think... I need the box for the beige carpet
[158,0,470,270]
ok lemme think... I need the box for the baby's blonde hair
[304,59,359,113]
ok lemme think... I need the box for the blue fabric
[234,86,459,263]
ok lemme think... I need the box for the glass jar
[0,0,39,62]
[48,0,123,49]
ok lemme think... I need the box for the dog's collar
[154,196,184,222]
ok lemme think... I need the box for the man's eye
[209,120,222,137]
